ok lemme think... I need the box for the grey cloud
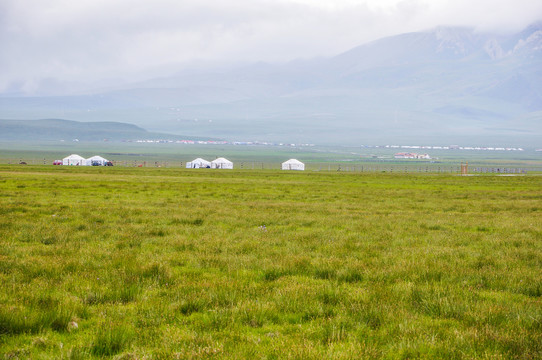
[1,0,541,93]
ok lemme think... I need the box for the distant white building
[62,154,85,166]
[186,158,211,168]
[281,159,305,171]
[394,152,431,159]
[211,157,233,169]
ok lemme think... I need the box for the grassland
[0,165,541,359]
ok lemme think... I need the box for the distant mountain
[1,23,541,146]
[0,119,206,141]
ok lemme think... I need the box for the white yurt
[211,157,234,169]
[84,155,109,166]
[282,159,305,171]
[186,158,212,169]
[62,154,85,166]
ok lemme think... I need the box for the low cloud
[1,0,541,93]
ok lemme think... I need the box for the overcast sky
[1,0,541,93]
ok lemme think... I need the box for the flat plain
[0,165,541,359]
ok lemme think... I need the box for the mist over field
[1,1,541,146]
[1,24,541,147]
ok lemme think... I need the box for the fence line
[4,158,541,174]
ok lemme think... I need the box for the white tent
[84,155,109,166]
[282,159,305,171]
[211,157,234,169]
[62,154,85,166]
[186,158,211,169]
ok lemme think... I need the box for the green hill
[0,119,210,142]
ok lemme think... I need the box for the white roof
[282,159,304,165]
[87,155,108,162]
[63,154,85,160]
[191,158,211,165]
[211,157,232,164]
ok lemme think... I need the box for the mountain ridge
[0,119,210,142]
[1,23,541,146]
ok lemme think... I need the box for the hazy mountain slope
[1,23,541,145]
[0,119,205,141]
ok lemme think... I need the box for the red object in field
[53,160,62,165]
[138,164,143,167]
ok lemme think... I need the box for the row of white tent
[186,157,233,169]
[61,154,304,169]
[186,158,305,170]
[62,154,110,166]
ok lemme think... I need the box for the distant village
[130,139,316,147]
[127,138,526,152]
[393,152,431,159]
[383,144,525,160]
[379,144,525,151]
[115,139,533,162]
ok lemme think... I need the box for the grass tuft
[91,323,134,356]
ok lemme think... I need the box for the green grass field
[1,166,541,359]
